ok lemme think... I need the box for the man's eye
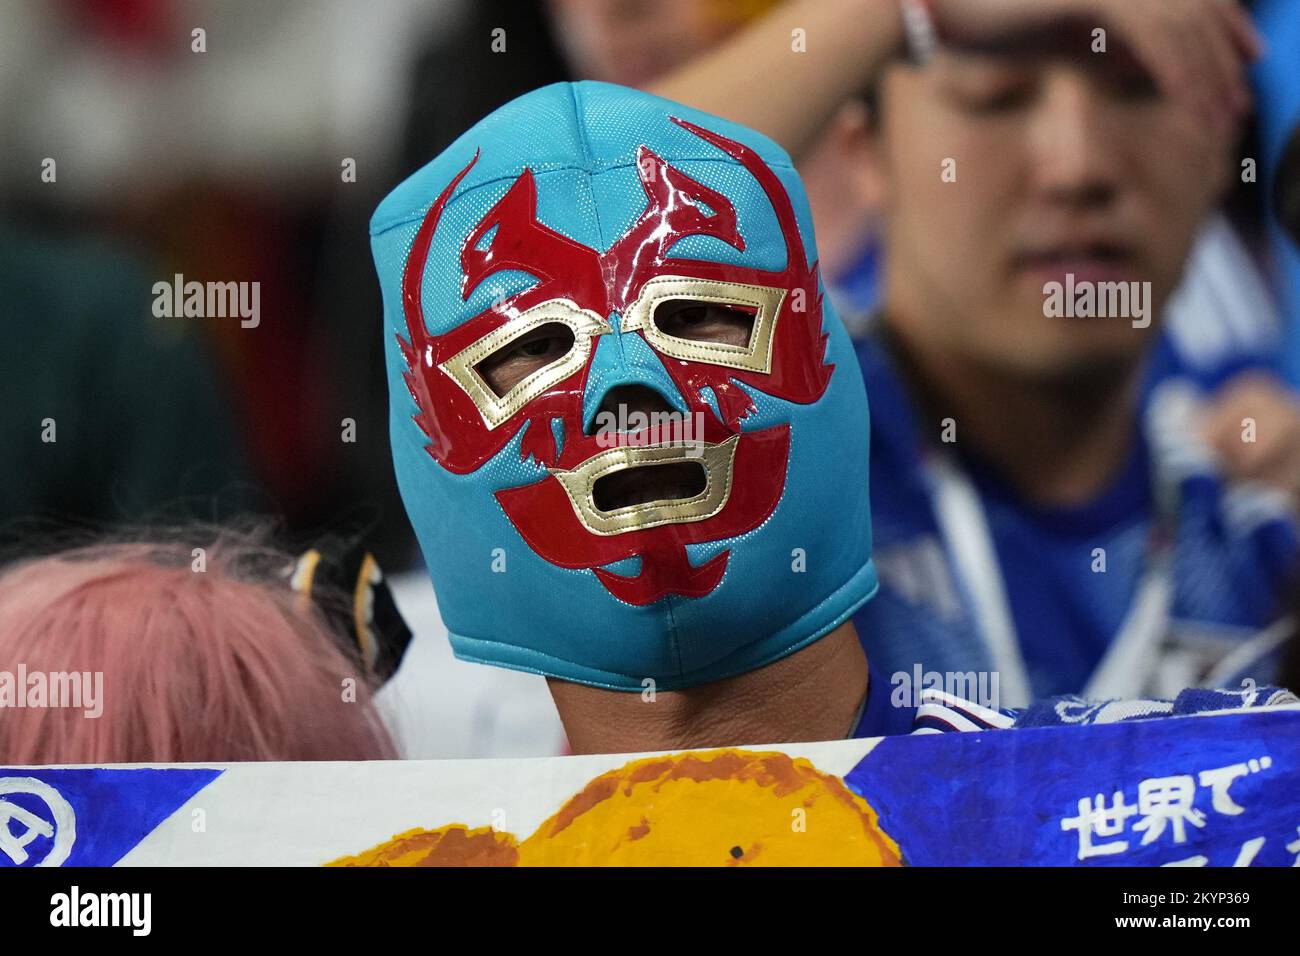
[475,323,575,397]
[955,82,1033,112]
[518,337,558,358]
[653,300,755,348]
[939,61,1037,114]
[1106,66,1159,102]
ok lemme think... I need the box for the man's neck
[547,621,869,755]
[884,321,1143,507]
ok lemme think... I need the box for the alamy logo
[50,886,151,936]
[152,273,260,328]
[0,665,103,718]
[593,407,706,457]
[890,665,1001,710]
[1042,273,1152,328]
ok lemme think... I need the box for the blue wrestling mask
[372,82,876,690]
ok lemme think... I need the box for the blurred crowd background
[2,0,1299,757]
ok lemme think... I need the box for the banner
[3,709,1298,867]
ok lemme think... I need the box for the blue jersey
[850,330,1299,705]
[851,661,1300,737]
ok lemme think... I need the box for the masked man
[373,82,1293,754]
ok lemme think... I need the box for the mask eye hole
[474,322,577,398]
[652,300,756,349]
[621,277,785,374]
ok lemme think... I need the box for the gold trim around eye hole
[548,435,739,536]
[621,276,787,374]
[439,298,612,431]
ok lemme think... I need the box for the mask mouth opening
[592,461,708,512]
[549,435,739,535]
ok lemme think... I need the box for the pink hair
[0,534,395,764]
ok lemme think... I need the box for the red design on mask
[398,119,833,604]
[496,425,791,604]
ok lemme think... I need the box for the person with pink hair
[0,532,395,765]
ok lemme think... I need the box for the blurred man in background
[654,0,1299,704]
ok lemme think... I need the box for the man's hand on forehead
[928,0,1259,133]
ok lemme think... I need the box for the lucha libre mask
[372,82,876,690]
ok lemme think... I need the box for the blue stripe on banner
[845,710,1300,866]
[0,768,222,867]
